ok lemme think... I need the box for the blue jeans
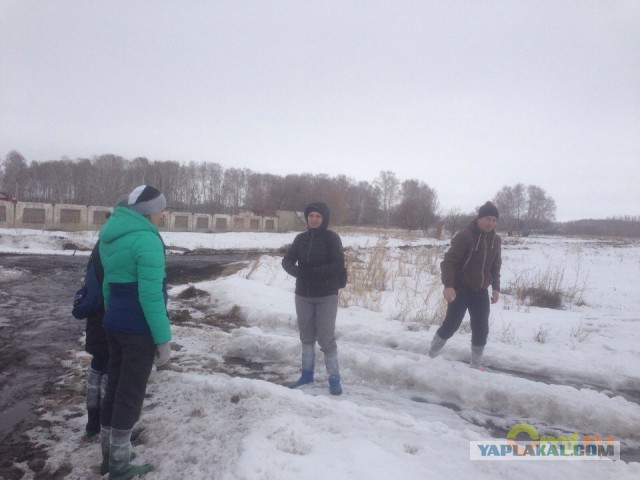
[436,287,490,346]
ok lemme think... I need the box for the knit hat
[478,201,499,219]
[127,185,166,216]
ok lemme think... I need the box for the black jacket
[282,203,345,297]
[85,242,108,358]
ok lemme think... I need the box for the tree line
[1,150,560,233]
[562,217,640,238]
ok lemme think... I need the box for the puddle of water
[486,365,640,406]
[410,396,462,412]
[0,401,35,439]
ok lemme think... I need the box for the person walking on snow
[428,201,502,369]
[98,185,172,479]
[282,202,346,395]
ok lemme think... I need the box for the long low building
[0,200,287,233]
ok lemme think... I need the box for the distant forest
[2,150,638,237]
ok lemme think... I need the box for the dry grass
[339,240,445,329]
[243,257,262,279]
[533,325,551,343]
[334,225,426,240]
[503,262,588,310]
[499,320,520,345]
[570,322,593,343]
[338,239,389,311]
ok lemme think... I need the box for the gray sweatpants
[295,294,338,355]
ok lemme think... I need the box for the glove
[155,341,171,367]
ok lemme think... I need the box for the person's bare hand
[491,290,500,304]
[443,287,456,303]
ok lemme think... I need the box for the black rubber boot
[100,427,110,475]
[85,407,101,438]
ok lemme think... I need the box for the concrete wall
[0,201,16,228]
[88,206,112,230]
[0,201,282,233]
[193,214,212,232]
[15,202,54,230]
[170,212,192,231]
[263,216,278,231]
[53,204,88,231]
[155,212,171,231]
[276,210,305,232]
[213,214,231,231]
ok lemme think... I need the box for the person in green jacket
[97,185,171,480]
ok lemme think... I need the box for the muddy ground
[0,251,259,479]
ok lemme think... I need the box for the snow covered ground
[1,227,639,479]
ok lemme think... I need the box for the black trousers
[90,352,109,373]
[101,329,156,430]
[436,286,490,347]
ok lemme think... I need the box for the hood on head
[99,206,158,243]
[304,202,330,230]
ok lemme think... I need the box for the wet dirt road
[0,251,257,479]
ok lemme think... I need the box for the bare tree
[279,174,314,211]
[0,152,449,230]
[374,170,399,228]
[31,160,75,203]
[442,207,475,236]
[325,174,351,226]
[526,185,556,230]
[129,157,150,187]
[395,179,438,230]
[2,150,28,200]
[495,183,526,234]
[222,167,248,215]
[564,217,640,237]
[246,172,283,213]
[72,158,94,205]
[201,162,224,212]
[348,181,379,226]
[494,183,556,234]
[89,154,127,206]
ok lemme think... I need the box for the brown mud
[0,252,255,479]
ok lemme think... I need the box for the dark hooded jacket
[82,241,109,357]
[441,219,502,292]
[282,202,345,297]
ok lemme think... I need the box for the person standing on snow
[282,202,346,395]
[98,185,171,479]
[428,201,502,369]
[72,239,109,437]
[72,196,128,439]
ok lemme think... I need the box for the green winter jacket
[98,206,171,344]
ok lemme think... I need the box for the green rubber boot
[109,428,152,480]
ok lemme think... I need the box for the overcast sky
[1,1,638,221]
